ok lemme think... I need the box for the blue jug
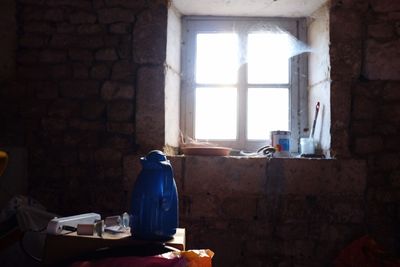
[130,150,178,240]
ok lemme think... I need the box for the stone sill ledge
[166,154,366,196]
[170,154,332,160]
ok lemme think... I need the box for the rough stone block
[383,82,400,100]
[328,197,364,223]
[135,66,165,152]
[330,0,369,11]
[44,8,65,22]
[69,49,93,62]
[73,63,89,79]
[168,156,183,193]
[275,223,309,240]
[133,7,167,64]
[384,135,400,151]
[183,156,267,195]
[19,0,45,4]
[59,80,100,98]
[117,35,131,59]
[109,22,131,34]
[330,42,362,81]
[351,121,374,136]
[98,8,135,24]
[90,64,111,79]
[94,147,122,163]
[17,50,38,64]
[24,22,55,34]
[21,5,45,21]
[77,24,104,34]
[69,119,105,131]
[95,163,122,179]
[20,100,48,118]
[330,9,363,41]
[374,123,398,135]
[104,135,132,149]
[57,23,76,33]
[95,48,118,61]
[41,117,67,131]
[50,34,78,48]
[81,100,106,120]
[48,99,80,118]
[122,154,141,189]
[352,95,379,120]
[101,81,134,100]
[221,196,258,220]
[368,23,395,39]
[104,0,147,9]
[370,0,400,13]
[381,104,400,123]
[63,132,99,147]
[70,12,97,24]
[46,0,92,9]
[17,66,46,80]
[376,152,400,171]
[188,194,221,218]
[111,60,135,81]
[30,81,58,99]
[93,0,105,9]
[266,159,366,195]
[107,122,134,134]
[354,136,384,155]
[364,39,400,80]
[20,35,47,48]
[75,35,104,49]
[103,35,120,47]
[39,50,67,63]
[50,64,72,79]
[107,100,133,121]
[352,80,383,98]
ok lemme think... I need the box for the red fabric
[70,256,185,267]
[334,235,400,267]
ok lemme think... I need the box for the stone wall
[3,0,168,214]
[0,0,16,81]
[178,157,367,267]
[0,0,399,266]
[124,156,366,267]
[330,0,400,258]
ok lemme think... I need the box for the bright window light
[247,88,289,140]
[247,33,290,84]
[183,18,307,150]
[195,87,237,140]
[196,33,239,84]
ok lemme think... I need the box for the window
[181,17,308,152]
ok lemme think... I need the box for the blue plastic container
[130,150,178,240]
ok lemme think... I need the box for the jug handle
[161,162,174,211]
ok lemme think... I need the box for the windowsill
[169,154,332,160]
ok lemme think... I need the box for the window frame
[180,16,308,152]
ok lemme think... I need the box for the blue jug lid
[145,150,167,162]
[141,150,169,170]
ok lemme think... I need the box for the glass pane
[195,87,237,140]
[248,33,290,84]
[247,88,289,140]
[196,33,239,84]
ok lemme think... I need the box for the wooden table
[43,228,185,265]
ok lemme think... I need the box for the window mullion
[237,31,248,150]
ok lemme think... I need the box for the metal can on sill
[271,130,291,158]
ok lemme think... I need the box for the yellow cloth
[0,151,8,176]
